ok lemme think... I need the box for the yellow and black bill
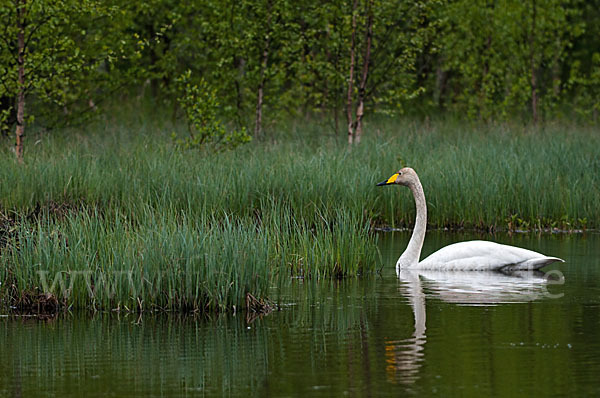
[377,173,399,186]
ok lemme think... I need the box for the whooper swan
[377,167,564,271]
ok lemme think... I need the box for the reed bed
[0,206,378,312]
[0,117,598,312]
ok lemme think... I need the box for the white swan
[377,167,565,271]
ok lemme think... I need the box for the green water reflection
[1,232,599,396]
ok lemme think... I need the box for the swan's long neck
[397,177,427,268]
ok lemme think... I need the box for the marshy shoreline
[1,119,598,315]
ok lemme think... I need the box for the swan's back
[414,240,564,271]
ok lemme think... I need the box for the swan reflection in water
[384,268,563,386]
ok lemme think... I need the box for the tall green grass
[2,119,598,229]
[0,116,598,312]
[2,210,271,312]
[0,205,378,312]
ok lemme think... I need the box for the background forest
[1,0,600,158]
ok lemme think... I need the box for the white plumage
[377,168,564,271]
[418,240,563,271]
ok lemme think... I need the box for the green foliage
[434,0,581,120]
[172,71,251,152]
[568,53,600,122]
[2,0,600,137]
[0,107,10,136]
[0,0,130,131]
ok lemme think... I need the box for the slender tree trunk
[334,100,339,134]
[333,21,341,135]
[254,45,268,139]
[234,59,244,128]
[15,0,26,163]
[551,61,560,98]
[530,0,538,125]
[434,62,447,108]
[323,35,331,115]
[346,0,358,145]
[354,0,373,144]
[254,2,272,139]
[478,34,492,119]
[552,37,561,98]
[230,2,245,128]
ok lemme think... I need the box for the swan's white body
[416,240,563,271]
[378,168,564,271]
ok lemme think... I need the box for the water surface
[1,232,599,396]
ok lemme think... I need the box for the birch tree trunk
[254,1,272,139]
[354,0,373,144]
[478,34,492,119]
[254,43,269,138]
[15,0,26,163]
[530,0,538,125]
[346,0,358,145]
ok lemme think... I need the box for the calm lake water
[2,232,600,397]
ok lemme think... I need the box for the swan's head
[377,167,418,187]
